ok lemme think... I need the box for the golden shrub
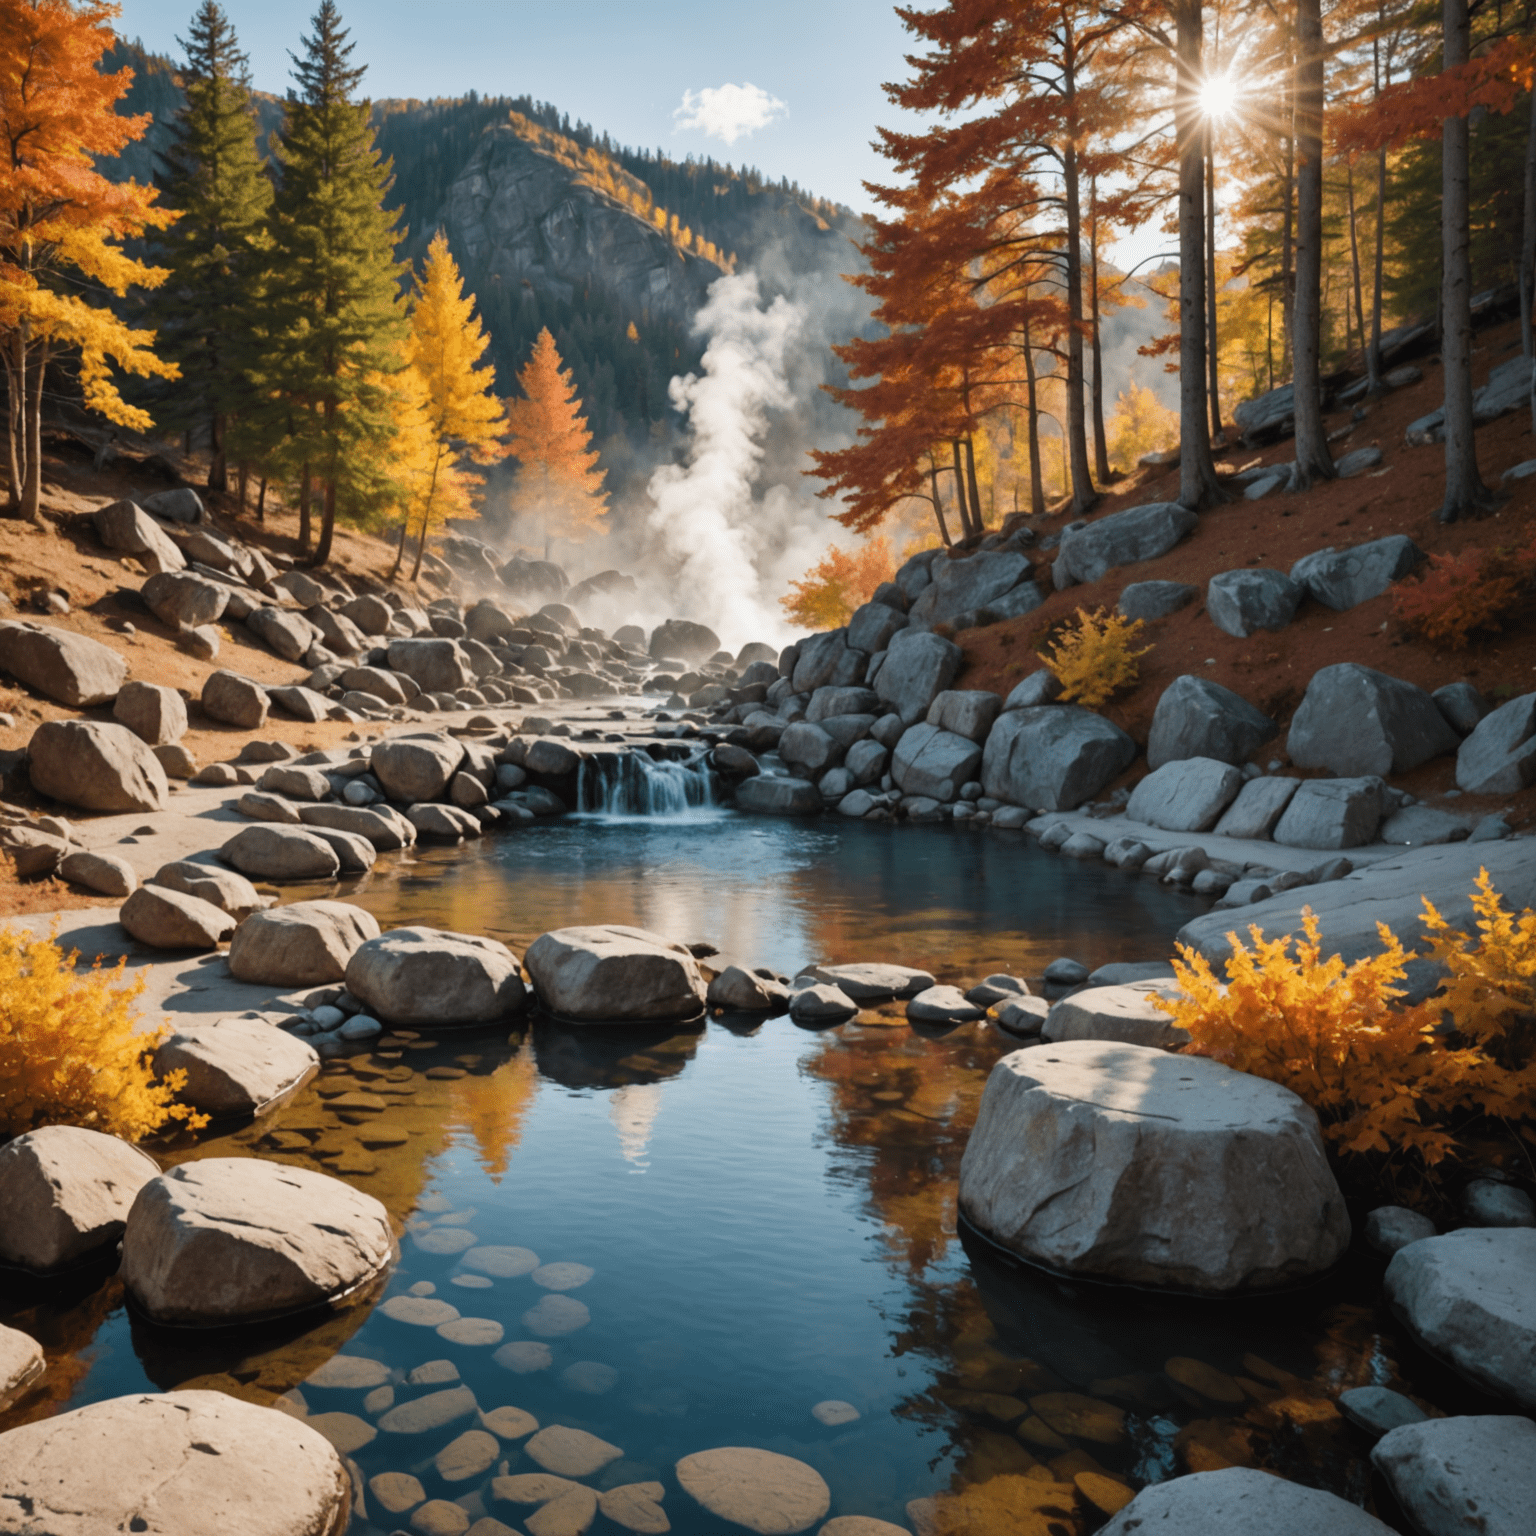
[0,929,205,1140]
[1042,606,1150,708]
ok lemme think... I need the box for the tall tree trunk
[1206,128,1222,438]
[1062,128,1099,513]
[21,342,47,524]
[298,462,312,554]
[4,332,23,515]
[256,475,267,524]
[1520,77,1536,427]
[1369,27,1388,393]
[928,453,953,546]
[390,521,409,581]
[1290,0,1335,489]
[1347,160,1367,367]
[1089,190,1112,483]
[1280,61,1296,377]
[1023,319,1045,515]
[949,439,974,539]
[963,433,986,533]
[208,412,228,493]
[312,477,337,567]
[1440,0,1493,520]
[1174,0,1229,508]
[237,462,248,514]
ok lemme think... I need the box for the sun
[1200,72,1239,121]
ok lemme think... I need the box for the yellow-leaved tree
[505,327,608,552]
[390,230,506,581]
[781,535,896,630]
[0,0,178,521]
[1105,381,1178,476]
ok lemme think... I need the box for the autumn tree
[392,230,506,582]
[781,535,896,630]
[0,0,176,521]
[150,0,271,493]
[261,0,406,565]
[505,326,609,550]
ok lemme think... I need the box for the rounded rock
[1098,1465,1395,1535]
[151,1019,318,1118]
[676,1447,831,1535]
[228,901,381,986]
[221,824,341,882]
[524,1424,623,1478]
[524,924,706,1023]
[522,1294,590,1336]
[120,883,238,950]
[346,926,528,1025]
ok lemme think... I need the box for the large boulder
[1147,675,1277,769]
[1288,664,1459,777]
[1099,1467,1393,1536]
[1041,982,1190,1050]
[891,724,982,803]
[846,600,908,655]
[649,618,720,665]
[1213,775,1300,838]
[152,1020,319,1119]
[873,628,963,725]
[908,550,1033,626]
[0,1390,352,1536]
[306,605,367,657]
[93,499,186,573]
[299,802,416,851]
[959,1041,1350,1291]
[1456,692,1536,794]
[228,901,380,986]
[201,670,270,729]
[1290,534,1425,610]
[1057,502,1198,584]
[805,685,880,723]
[1232,381,1298,443]
[221,825,342,882]
[0,1125,159,1273]
[141,487,203,523]
[1384,1228,1536,1411]
[345,927,528,1024]
[1373,1415,1535,1536]
[981,705,1136,811]
[340,593,393,635]
[926,689,1002,743]
[524,925,706,1023]
[1118,579,1198,621]
[791,629,865,693]
[387,637,471,694]
[121,1158,392,1325]
[1272,776,1385,849]
[142,571,229,630]
[735,776,821,815]
[119,884,237,949]
[150,860,266,919]
[778,721,843,778]
[1126,757,1244,832]
[246,605,318,662]
[0,621,126,706]
[371,734,465,802]
[28,719,167,811]
[1205,568,1303,637]
[112,680,187,746]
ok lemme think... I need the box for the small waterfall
[576,748,719,817]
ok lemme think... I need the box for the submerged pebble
[437,1316,505,1347]
[811,1399,860,1426]
[462,1244,540,1278]
[532,1262,595,1291]
[493,1340,554,1374]
[380,1296,460,1328]
[560,1360,618,1394]
[522,1294,591,1336]
[416,1227,479,1255]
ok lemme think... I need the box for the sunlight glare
[1200,72,1239,121]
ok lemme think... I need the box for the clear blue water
[0,816,1475,1532]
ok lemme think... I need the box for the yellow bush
[1042,607,1150,708]
[1156,911,1503,1174]
[0,930,205,1140]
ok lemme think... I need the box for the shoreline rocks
[524,924,706,1023]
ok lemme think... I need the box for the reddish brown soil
[957,318,1536,827]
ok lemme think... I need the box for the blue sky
[116,0,917,213]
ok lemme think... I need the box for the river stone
[779,722,842,779]
[343,926,527,1024]
[1057,502,1198,584]
[891,723,982,803]
[388,637,472,694]
[1372,1415,1535,1536]
[675,1447,831,1535]
[58,849,136,897]
[378,1386,479,1435]
[417,1227,479,1255]
[1213,775,1300,838]
[524,1485,598,1536]
[150,860,265,919]
[28,719,167,812]
[599,1484,669,1535]
[1118,580,1198,621]
[1272,777,1385,849]
[1365,1205,1437,1255]
[0,1124,159,1272]
[820,1523,906,1536]
[1289,664,1458,777]
[1126,758,1244,832]
[789,983,858,1023]
[1206,568,1303,637]
[1455,692,1536,794]
[120,883,237,949]
[907,986,984,1025]
[525,1425,623,1478]
[258,763,331,801]
[522,1294,590,1336]
[1098,1466,1393,1535]
[229,901,380,986]
[803,962,934,1000]
[435,1428,501,1483]
[708,965,790,1011]
[300,802,417,850]
[152,1020,318,1118]
[381,1295,460,1327]
[1384,1228,1536,1410]
[112,680,187,747]
[0,1322,43,1406]
[437,1317,504,1347]
[1339,1385,1428,1441]
[309,1355,391,1390]
[524,924,705,1023]
[1463,1179,1536,1227]
[1147,675,1277,769]
[120,1158,392,1325]
[0,1389,351,1536]
[202,669,270,728]
[143,570,230,630]
[874,628,963,725]
[493,1472,581,1507]
[466,1245,541,1279]
[303,825,377,874]
[1379,805,1474,847]
[1041,982,1191,1050]
[371,734,466,801]
[369,1470,425,1514]
[959,1041,1349,1291]
[981,705,1135,811]
[1290,535,1425,610]
[221,824,341,881]
[0,621,127,706]
[926,689,1003,744]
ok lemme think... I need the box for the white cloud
[673,82,786,145]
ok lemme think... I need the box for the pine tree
[151,1,271,493]
[0,0,177,521]
[262,0,406,566]
[393,230,506,581]
[505,327,608,550]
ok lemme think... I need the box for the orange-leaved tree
[781,535,896,630]
[0,0,177,521]
[393,230,506,582]
[505,327,608,552]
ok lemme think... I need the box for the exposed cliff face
[442,126,723,328]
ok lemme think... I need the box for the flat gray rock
[802,963,933,1000]
[1338,1385,1427,1440]
[1117,580,1198,621]
[1041,981,1190,1050]
[1147,675,1277,769]
[524,925,703,1022]
[1206,568,1303,638]
[1213,775,1299,839]
[1373,1414,1536,1536]
[1099,1466,1393,1534]
[1127,757,1244,832]
[926,689,1002,743]
[1379,805,1473,848]
[906,986,984,1025]
[735,776,821,815]
[1057,502,1198,584]
[1272,777,1386,849]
